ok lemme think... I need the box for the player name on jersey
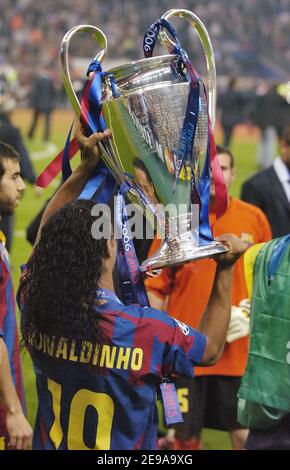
[27,330,144,371]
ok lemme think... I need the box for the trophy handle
[60,25,107,117]
[60,26,129,184]
[159,9,216,129]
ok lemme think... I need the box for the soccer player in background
[0,142,32,450]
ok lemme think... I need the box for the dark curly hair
[20,199,111,347]
[0,141,20,179]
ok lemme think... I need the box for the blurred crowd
[1,0,290,102]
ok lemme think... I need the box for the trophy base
[140,236,229,272]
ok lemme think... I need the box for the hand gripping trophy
[60,9,228,273]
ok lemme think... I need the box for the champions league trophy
[60,9,228,272]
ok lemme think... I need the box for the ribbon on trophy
[37,15,228,307]
[80,63,149,307]
[62,61,115,185]
[36,133,78,188]
[143,18,227,243]
[36,61,113,186]
[36,56,150,307]
[115,182,150,307]
[77,62,117,203]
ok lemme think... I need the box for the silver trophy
[60,9,228,272]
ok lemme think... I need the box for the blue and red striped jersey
[19,282,206,450]
[0,235,25,438]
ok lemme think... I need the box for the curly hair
[20,199,111,347]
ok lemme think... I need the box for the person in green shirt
[238,235,290,450]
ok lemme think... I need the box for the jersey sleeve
[137,306,206,379]
[0,257,7,337]
[161,315,206,378]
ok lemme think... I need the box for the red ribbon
[36,138,79,187]
[36,76,95,188]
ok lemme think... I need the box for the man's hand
[144,267,162,278]
[74,122,112,169]
[213,233,247,267]
[6,408,33,450]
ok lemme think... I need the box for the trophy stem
[140,238,228,272]
[140,212,228,272]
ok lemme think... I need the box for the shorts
[173,375,246,439]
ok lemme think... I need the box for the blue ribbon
[174,83,200,189]
[115,183,149,308]
[144,19,200,187]
[86,61,121,131]
[61,58,119,198]
[87,61,120,133]
[197,134,213,244]
[62,59,120,182]
[268,234,290,282]
[78,60,115,203]
[78,162,116,203]
[87,72,105,132]
[75,60,149,308]
[143,18,214,244]
[143,18,176,56]
[196,80,217,244]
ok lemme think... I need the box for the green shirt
[238,237,290,429]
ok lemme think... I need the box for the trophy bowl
[60,9,228,272]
